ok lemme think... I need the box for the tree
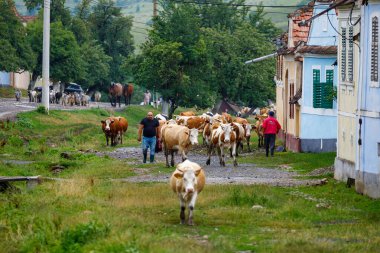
[24,0,72,26]
[249,5,282,41]
[89,0,134,82]
[135,41,186,118]
[136,2,215,112]
[26,20,85,84]
[0,0,35,72]
[78,42,112,91]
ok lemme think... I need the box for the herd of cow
[100,108,273,225]
[26,89,102,106]
[100,108,273,167]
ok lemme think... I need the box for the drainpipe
[356,4,364,185]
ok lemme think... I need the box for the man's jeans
[264,134,276,157]
[142,136,156,156]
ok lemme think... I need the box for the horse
[123,83,134,106]
[109,82,123,107]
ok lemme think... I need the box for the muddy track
[101,147,328,186]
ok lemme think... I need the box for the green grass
[0,87,27,98]
[1,106,380,252]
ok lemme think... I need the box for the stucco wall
[337,115,356,162]
[308,4,338,46]
[13,72,30,90]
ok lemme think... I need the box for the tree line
[0,0,281,110]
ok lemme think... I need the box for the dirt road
[100,147,329,186]
[0,97,124,120]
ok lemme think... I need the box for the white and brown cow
[101,117,119,146]
[206,123,237,166]
[170,160,206,225]
[233,117,253,152]
[161,124,199,167]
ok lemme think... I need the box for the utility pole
[42,0,50,113]
[153,0,157,17]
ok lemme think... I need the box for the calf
[162,124,199,167]
[170,160,205,225]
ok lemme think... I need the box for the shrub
[36,106,47,114]
[59,221,110,252]
[8,136,24,147]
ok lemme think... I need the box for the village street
[0,97,122,120]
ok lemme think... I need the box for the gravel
[101,147,327,186]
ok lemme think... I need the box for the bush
[36,106,47,114]
[8,136,24,147]
[59,221,110,252]
[16,118,34,129]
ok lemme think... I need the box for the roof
[289,88,302,104]
[212,100,241,114]
[12,6,37,23]
[277,1,313,55]
[297,45,337,55]
[288,2,314,46]
[19,15,37,23]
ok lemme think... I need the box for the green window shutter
[322,70,334,109]
[313,69,322,108]
[326,69,334,83]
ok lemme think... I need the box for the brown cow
[180,111,196,116]
[234,117,253,152]
[222,112,233,123]
[231,122,245,157]
[254,116,266,148]
[170,160,206,225]
[161,124,199,167]
[123,83,134,106]
[101,117,119,146]
[115,116,128,144]
[109,82,123,107]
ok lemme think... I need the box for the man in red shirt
[262,111,281,157]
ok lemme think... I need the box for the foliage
[248,4,282,41]
[78,42,112,89]
[59,221,110,252]
[36,105,47,114]
[133,1,278,110]
[88,0,134,84]
[0,0,35,72]
[26,20,85,83]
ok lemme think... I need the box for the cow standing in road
[170,160,205,226]
[161,124,199,167]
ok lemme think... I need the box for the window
[289,83,294,119]
[348,26,354,82]
[371,17,378,82]
[341,28,346,81]
[313,69,333,109]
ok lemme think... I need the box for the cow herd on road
[99,107,274,226]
